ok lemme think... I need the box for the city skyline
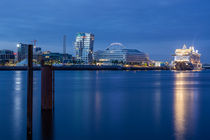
[0,0,210,63]
[0,34,207,64]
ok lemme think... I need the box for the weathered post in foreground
[41,110,54,140]
[41,64,55,140]
[52,69,55,111]
[41,65,54,110]
[27,45,33,140]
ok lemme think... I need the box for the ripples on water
[0,70,210,140]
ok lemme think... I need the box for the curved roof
[106,43,125,50]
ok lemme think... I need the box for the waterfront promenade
[1,65,210,71]
[0,65,170,71]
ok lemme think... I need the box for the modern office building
[74,33,94,64]
[17,43,43,63]
[17,43,29,62]
[94,43,149,65]
[0,50,15,64]
[42,51,72,64]
[34,47,41,53]
[33,47,42,63]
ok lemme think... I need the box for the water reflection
[154,73,161,122]
[14,71,22,91]
[154,86,161,125]
[94,71,101,130]
[173,72,198,140]
[13,71,23,138]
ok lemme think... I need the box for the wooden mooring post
[26,45,55,140]
[27,45,33,140]
[41,64,55,140]
[41,65,55,111]
[41,110,54,140]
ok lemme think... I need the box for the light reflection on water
[14,71,22,91]
[13,71,24,139]
[153,72,161,126]
[94,71,101,130]
[1,71,210,140]
[173,72,198,140]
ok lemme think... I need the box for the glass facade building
[33,47,42,63]
[74,33,94,64]
[94,48,149,64]
[0,50,15,64]
[42,51,72,64]
[17,43,29,62]
[17,43,43,63]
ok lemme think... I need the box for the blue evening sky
[0,0,210,62]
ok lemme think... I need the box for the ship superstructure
[173,45,202,70]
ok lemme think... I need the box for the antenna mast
[63,35,66,55]
[63,35,66,64]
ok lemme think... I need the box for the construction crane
[31,40,37,48]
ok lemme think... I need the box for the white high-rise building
[74,33,94,64]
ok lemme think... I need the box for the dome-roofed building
[94,43,149,65]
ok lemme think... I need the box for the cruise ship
[173,45,202,70]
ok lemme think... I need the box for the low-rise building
[151,60,168,67]
[42,51,72,64]
[0,50,15,65]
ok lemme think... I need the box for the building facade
[74,33,94,64]
[94,47,149,65]
[17,43,43,63]
[33,47,42,63]
[17,43,29,62]
[0,50,15,65]
[42,51,72,64]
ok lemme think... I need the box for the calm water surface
[0,70,210,140]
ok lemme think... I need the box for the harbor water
[0,70,210,140]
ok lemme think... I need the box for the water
[0,70,210,140]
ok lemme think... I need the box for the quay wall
[0,65,170,71]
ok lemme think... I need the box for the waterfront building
[33,47,42,63]
[94,43,149,65]
[151,61,167,67]
[93,50,104,62]
[74,33,94,64]
[42,51,72,64]
[34,47,41,53]
[0,50,15,65]
[17,43,43,63]
[17,43,29,62]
